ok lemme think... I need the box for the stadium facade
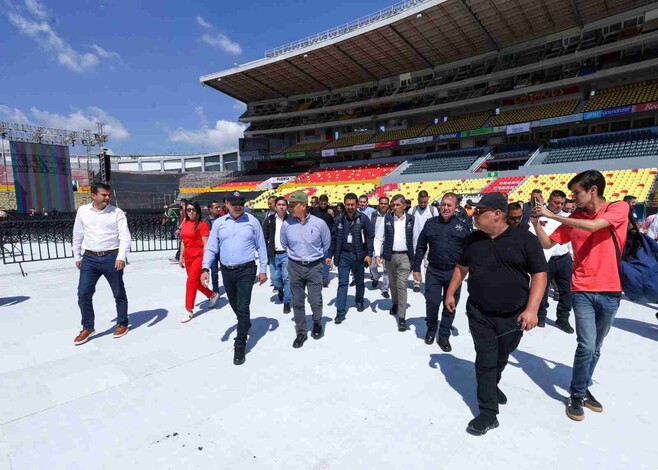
[194,0,658,213]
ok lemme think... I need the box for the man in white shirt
[536,190,574,333]
[263,197,292,314]
[370,197,390,298]
[411,190,437,292]
[646,214,658,240]
[374,194,415,332]
[72,183,132,345]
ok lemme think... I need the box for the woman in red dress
[179,201,219,322]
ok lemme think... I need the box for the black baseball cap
[474,192,508,213]
[226,191,246,205]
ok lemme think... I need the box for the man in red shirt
[532,170,628,422]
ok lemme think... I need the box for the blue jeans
[77,252,128,330]
[269,254,291,303]
[209,252,221,293]
[570,291,621,397]
[336,251,365,315]
[322,262,330,282]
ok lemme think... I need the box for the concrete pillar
[180,157,186,173]
[220,153,224,172]
[201,155,206,172]
[160,159,165,172]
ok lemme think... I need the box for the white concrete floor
[0,251,656,470]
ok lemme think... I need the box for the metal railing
[265,0,431,58]
[1,214,180,274]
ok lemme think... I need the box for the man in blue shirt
[330,192,375,324]
[281,191,331,349]
[358,194,376,218]
[202,192,268,366]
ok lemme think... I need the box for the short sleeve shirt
[459,225,548,312]
[181,219,210,258]
[550,202,628,292]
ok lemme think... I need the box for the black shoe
[372,279,379,289]
[322,279,329,288]
[233,347,246,366]
[553,292,560,302]
[350,280,356,287]
[334,314,346,324]
[413,284,421,293]
[425,328,437,345]
[356,302,365,312]
[566,395,585,421]
[497,387,507,405]
[555,319,575,334]
[467,414,499,436]
[277,289,284,302]
[398,318,407,332]
[311,322,323,339]
[293,333,307,349]
[381,290,389,298]
[584,390,603,412]
[537,319,546,328]
[438,336,452,352]
[389,304,398,316]
[283,303,291,314]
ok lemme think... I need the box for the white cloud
[5,6,121,73]
[201,33,242,55]
[196,16,212,28]
[195,106,208,127]
[0,105,31,124]
[169,120,246,152]
[29,106,130,141]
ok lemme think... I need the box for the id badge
[347,234,353,244]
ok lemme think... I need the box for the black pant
[221,262,257,348]
[466,299,523,417]
[539,254,573,322]
[425,266,461,338]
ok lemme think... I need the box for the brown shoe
[113,325,129,339]
[74,329,95,345]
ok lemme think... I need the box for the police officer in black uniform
[413,192,471,352]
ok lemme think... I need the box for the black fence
[1,214,179,274]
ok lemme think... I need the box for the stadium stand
[396,178,491,202]
[482,176,527,194]
[370,123,430,143]
[368,183,400,204]
[323,132,376,149]
[420,112,492,136]
[544,130,658,164]
[401,149,485,175]
[292,162,399,184]
[491,99,580,126]
[584,80,658,112]
[283,140,331,153]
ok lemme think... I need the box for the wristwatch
[201,268,210,273]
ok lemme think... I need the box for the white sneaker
[181,311,194,323]
[208,292,220,307]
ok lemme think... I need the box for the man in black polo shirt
[445,192,547,435]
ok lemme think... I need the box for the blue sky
[0,0,392,155]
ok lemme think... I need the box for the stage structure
[0,121,108,213]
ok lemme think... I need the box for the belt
[429,262,456,271]
[222,261,255,270]
[471,301,525,317]
[84,249,119,257]
[392,250,408,254]
[275,250,287,254]
[289,257,323,267]
[551,253,570,260]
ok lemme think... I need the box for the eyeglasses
[474,207,494,216]
[186,208,196,213]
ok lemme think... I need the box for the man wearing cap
[281,191,332,348]
[413,192,471,351]
[329,192,374,324]
[201,191,268,366]
[445,192,547,435]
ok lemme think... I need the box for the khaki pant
[385,253,411,318]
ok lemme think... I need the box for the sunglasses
[508,215,522,221]
[186,208,196,213]
[474,207,495,216]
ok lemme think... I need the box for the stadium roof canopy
[201,0,658,103]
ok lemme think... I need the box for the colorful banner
[506,122,531,135]
[352,143,376,151]
[374,140,398,149]
[433,132,461,141]
[584,105,632,120]
[502,86,579,106]
[534,113,584,127]
[10,141,74,213]
[461,127,495,137]
[321,149,336,157]
[285,151,305,158]
[634,101,658,113]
